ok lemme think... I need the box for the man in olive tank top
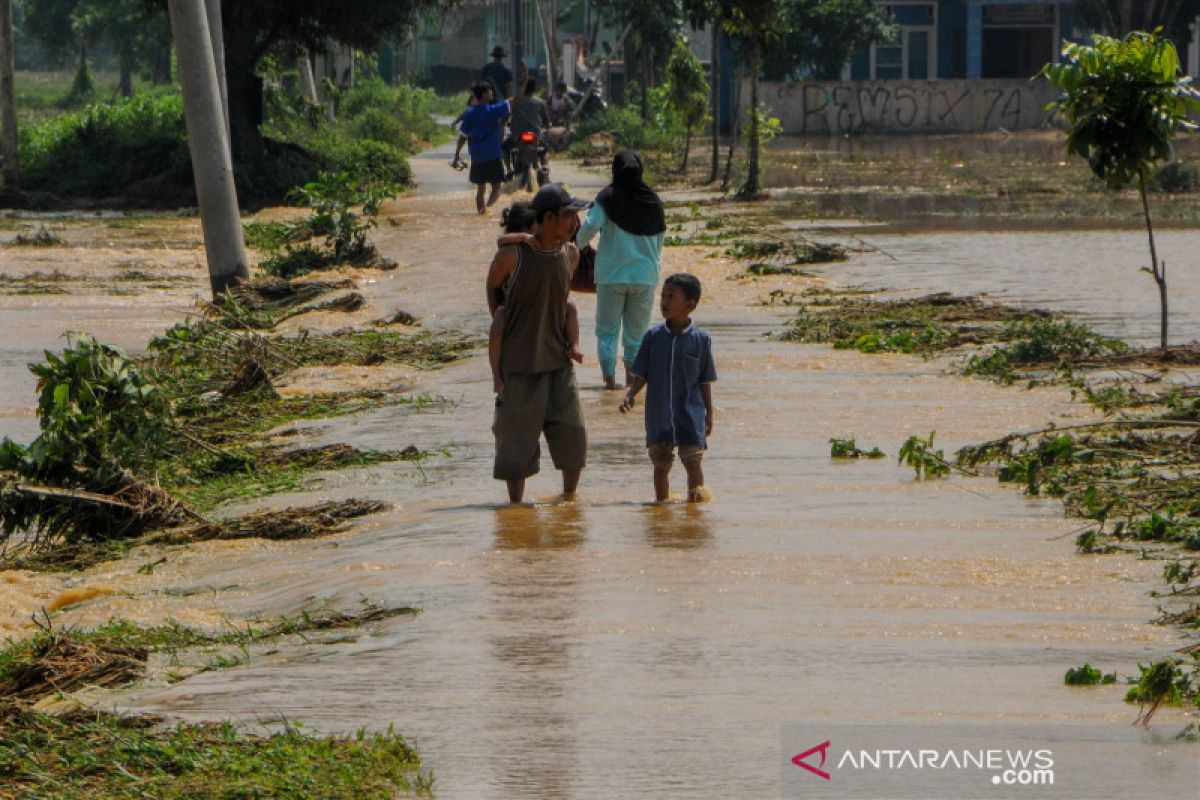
[485,183,591,502]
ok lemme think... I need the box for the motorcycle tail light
[519,131,536,143]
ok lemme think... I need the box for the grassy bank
[0,608,431,798]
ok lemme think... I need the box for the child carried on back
[488,200,583,395]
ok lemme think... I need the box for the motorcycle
[512,130,550,192]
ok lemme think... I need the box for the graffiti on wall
[760,81,1059,135]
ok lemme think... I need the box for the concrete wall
[758,79,1060,135]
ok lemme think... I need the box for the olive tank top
[500,243,571,374]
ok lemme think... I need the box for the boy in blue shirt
[620,273,717,502]
[454,63,528,213]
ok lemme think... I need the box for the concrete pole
[0,0,17,191]
[203,0,230,143]
[167,0,248,298]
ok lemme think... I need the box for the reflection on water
[642,504,713,550]
[489,504,584,797]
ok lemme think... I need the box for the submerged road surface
[96,145,1196,798]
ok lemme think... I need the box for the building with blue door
[848,1,1075,81]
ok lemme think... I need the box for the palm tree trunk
[1139,171,1169,349]
[721,68,741,191]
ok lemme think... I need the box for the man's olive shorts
[493,365,587,480]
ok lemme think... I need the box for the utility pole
[167,0,248,298]
[511,0,524,65]
[0,0,17,191]
[203,0,230,142]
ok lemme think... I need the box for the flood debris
[0,276,471,571]
[148,498,390,545]
[0,608,431,797]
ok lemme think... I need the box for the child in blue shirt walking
[620,273,717,502]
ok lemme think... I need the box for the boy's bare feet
[603,375,621,390]
[566,345,584,364]
[687,485,713,503]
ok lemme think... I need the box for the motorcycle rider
[548,81,572,128]
[503,76,550,182]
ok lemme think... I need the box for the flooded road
[3,144,1197,797]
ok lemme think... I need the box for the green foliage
[762,0,899,80]
[1151,160,1200,193]
[829,437,884,459]
[1044,31,1200,190]
[1,336,169,486]
[1125,659,1188,708]
[0,706,432,798]
[898,431,949,480]
[996,434,1083,495]
[961,319,1128,383]
[573,101,678,154]
[0,336,175,545]
[18,93,190,198]
[665,39,710,134]
[1064,663,1116,685]
[254,172,401,278]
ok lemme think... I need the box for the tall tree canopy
[762,0,897,81]
[217,0,450,157]
[1072,0,1200,40]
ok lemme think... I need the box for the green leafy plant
[1044,30,1200,348]
[1064,663,1116,685]
[1125,659,1190,725]
[254,172,401,278]
[829,437,885,459]
[898,431,950,479]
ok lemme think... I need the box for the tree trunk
[298,50,319,103]
[721,68,741,192]
[1138,171,1169,349]
[739,43,761,198]
[640,44,650,121]
[709,19,720,184]
[167,0,248,298]
[0,0,16,191]
[118,53,133,97]
[681,123,691,174]
[152,42,172,84]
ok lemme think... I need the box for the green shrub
[1151,161,1200,193]
[308,135,411,186]
[18,93,191,198]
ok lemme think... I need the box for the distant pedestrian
[453,63,529,214]
[620,273,716,503]
[481,46,514,99]
[577,151,666,389]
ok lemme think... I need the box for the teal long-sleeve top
[576,202,664,286]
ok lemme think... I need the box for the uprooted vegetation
[0,605,431,797]
[774,290,1199,383]
[0,278,474,571]
[244,172,400,279]
[664,206,848,275]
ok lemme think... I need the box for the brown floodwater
[1,145,1197,797]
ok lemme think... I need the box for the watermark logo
[791,740,831,781]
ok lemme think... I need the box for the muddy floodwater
[2,140,1198,797]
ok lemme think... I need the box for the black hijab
[594,151,666,237]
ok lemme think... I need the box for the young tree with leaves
[1045,30,1200,349]
[665,39,709,173]
[720,0,786,198]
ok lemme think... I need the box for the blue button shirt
[461,100,510,163]
[630,322,717,447]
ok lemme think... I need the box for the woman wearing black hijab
[577,151,667,389]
